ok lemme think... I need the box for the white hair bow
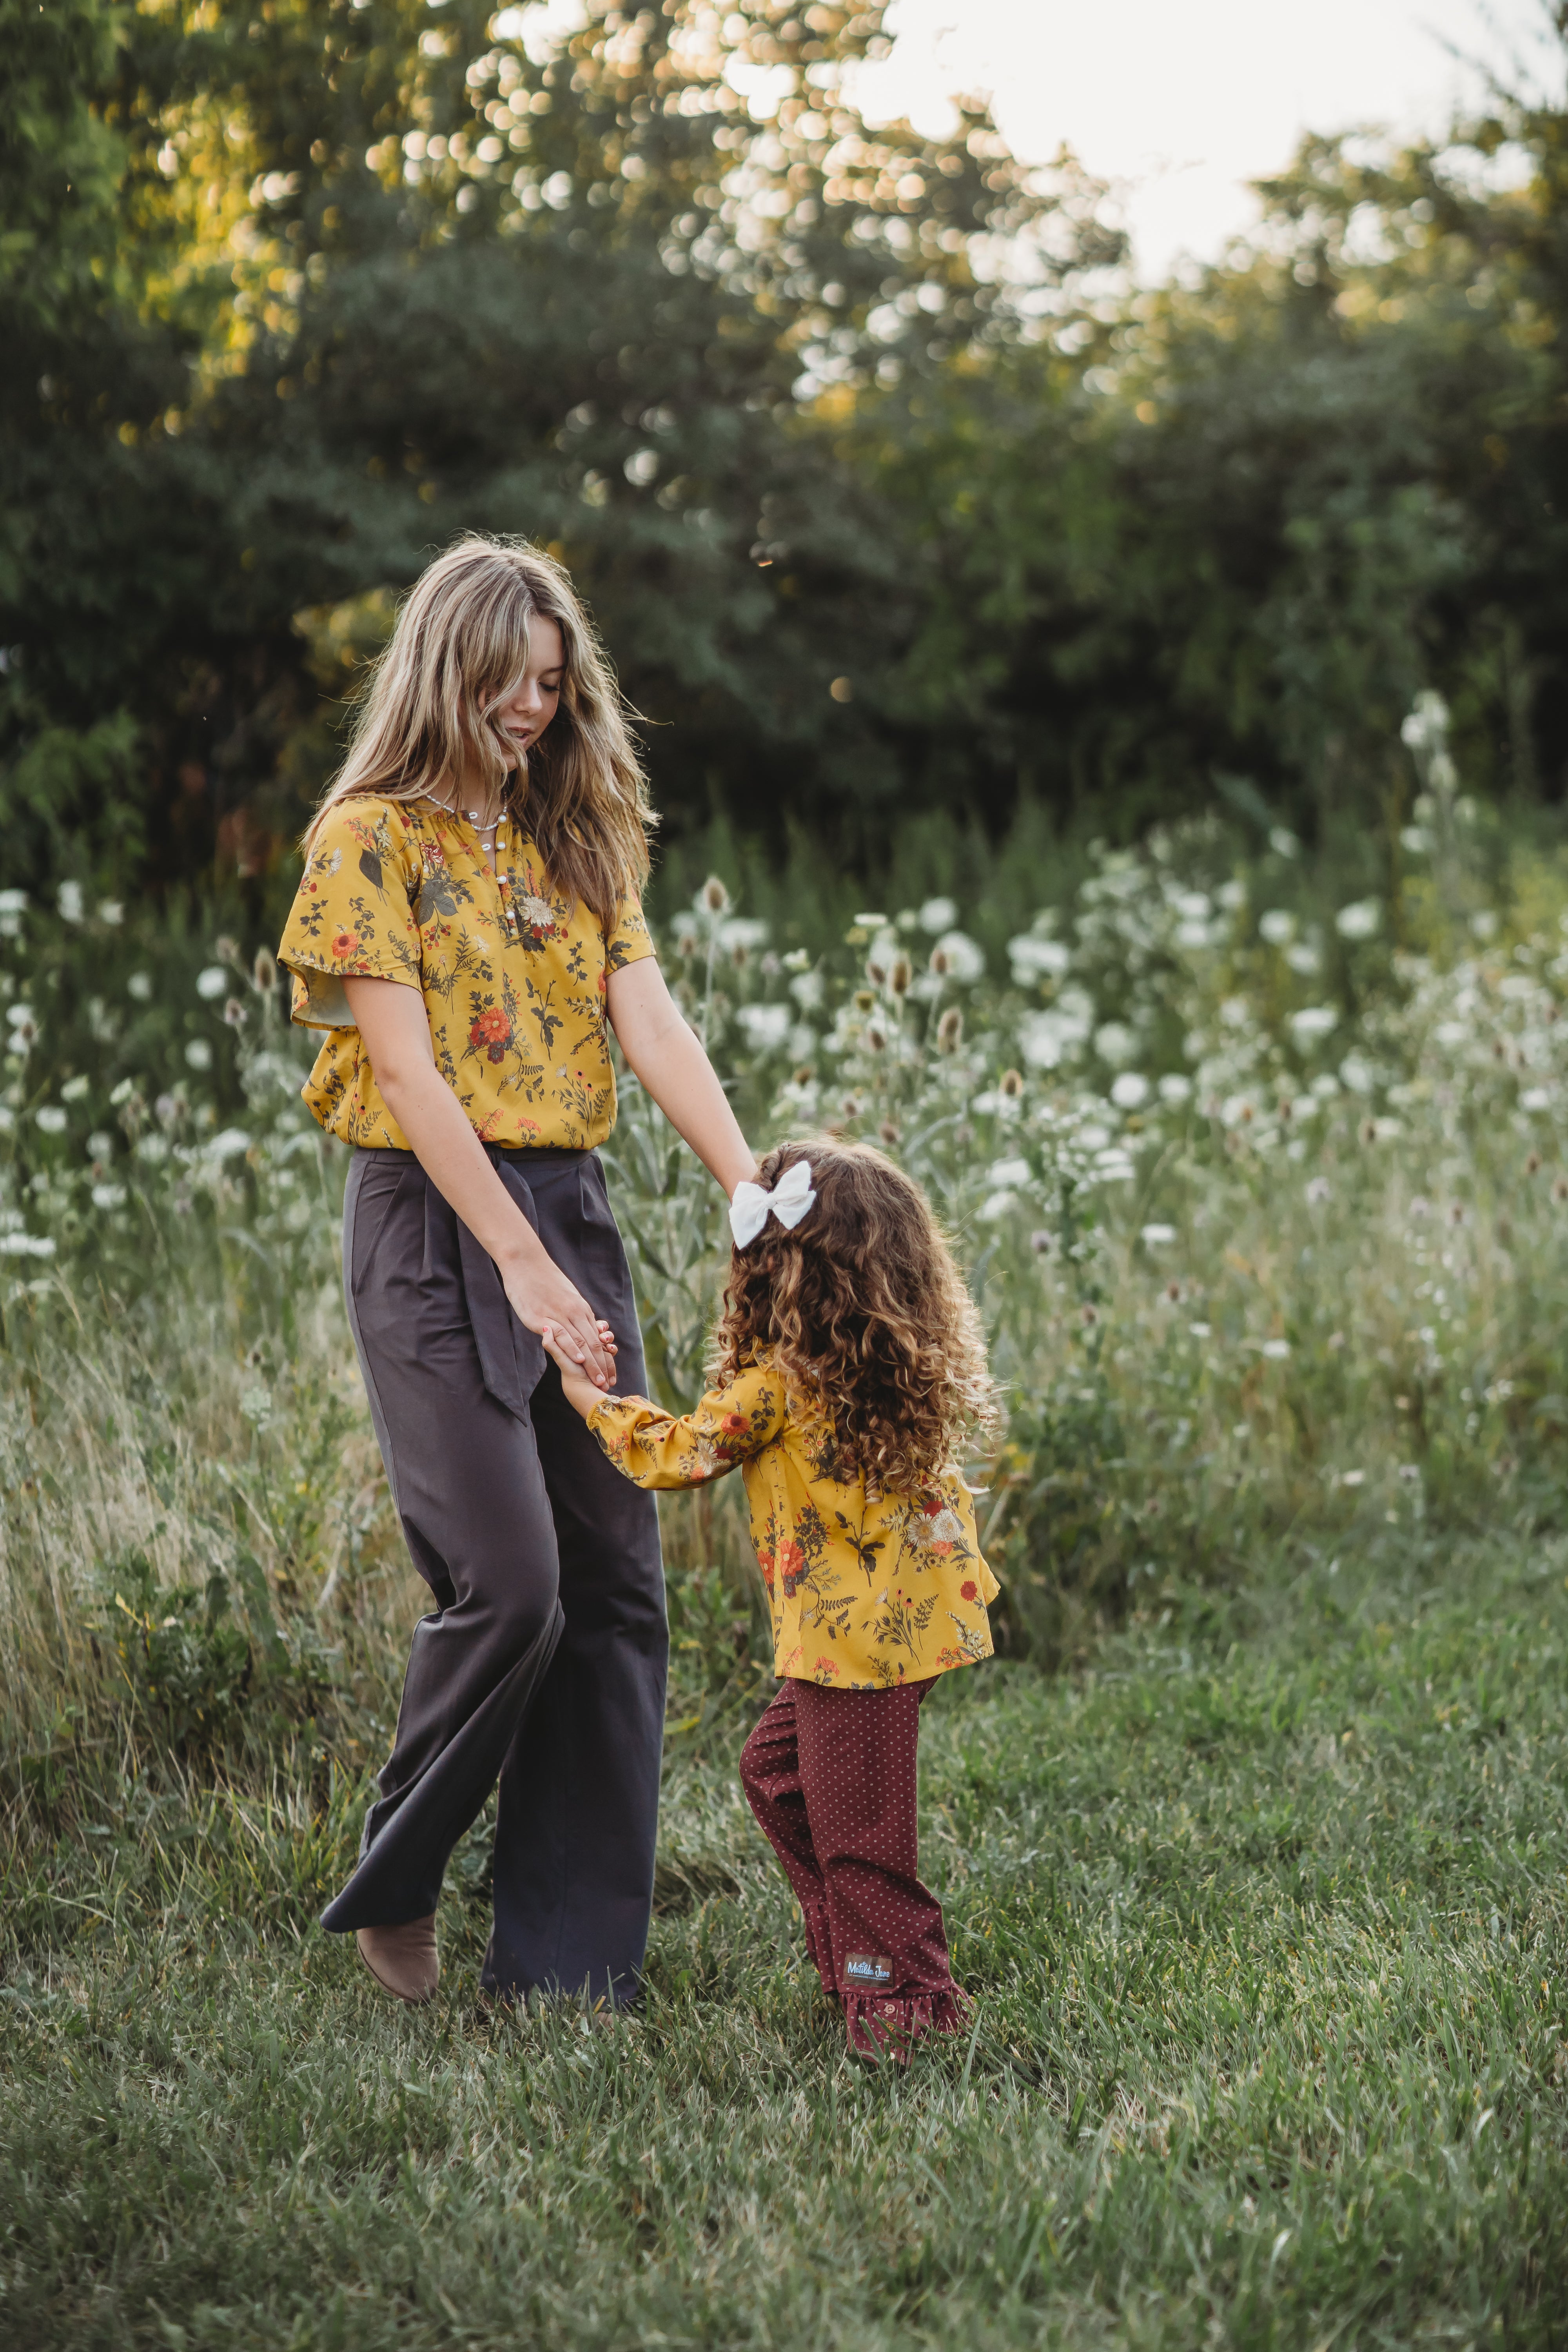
[729,1158,817,1249]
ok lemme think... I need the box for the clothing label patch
[844,1953,894,1986]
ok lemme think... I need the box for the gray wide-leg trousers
[319,1144,667,2007]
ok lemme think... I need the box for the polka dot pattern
[740,1677,969,2058]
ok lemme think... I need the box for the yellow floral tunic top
[276,795,655,1150]
[588,1363,999,1688]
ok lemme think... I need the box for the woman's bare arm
[606,956,755,1196]
[341,976,617,1387]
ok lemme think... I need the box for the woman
[277,534,753,2011]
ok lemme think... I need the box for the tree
[1,0,1117,897]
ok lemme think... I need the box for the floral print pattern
[277,796,654,1149]
[587,1362,999,1688]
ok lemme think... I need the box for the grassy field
[7,800,1568,2342]
[4,1520,1567,2348]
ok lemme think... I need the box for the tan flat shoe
[355,1915,438,2004]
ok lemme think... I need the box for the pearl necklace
[437,793,521,942]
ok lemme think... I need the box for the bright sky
[848,0,1558,281]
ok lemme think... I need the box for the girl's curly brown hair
[712,1137,999,1494]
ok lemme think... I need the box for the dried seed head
[936,1008,963,1054]
[223,997,247,1027]
[866,955,888,986]
[1166,1280,1181,1301]
[854,989,875,1013]
[791,1064,814,1087]
[1080,1303,1098,1325]
[730,942,748,969]
[879,1119,900,1145]
[1554,1177,1568,1204]
[214,935,239,964]
[1526,1151,1542,1176]
[1240,1102,1254,1123]
[702,875,730,914]
[1278,1096,1292,1120]
[929,946,951,977]
[1000,1068,1024,1099]
[1449,1201,1466,1225]
[864,1019,888,1053]
[840,1093,862,1120]
[1494,1038,1507,1061]
[252,947,278,995]
[1361,1118,1377,1144]
[675,929,699,960]
[1029,1229,1054,1256]
[889,955,913,996]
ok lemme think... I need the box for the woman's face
[492,615,564,761]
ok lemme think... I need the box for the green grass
[5,1527,1567,2348]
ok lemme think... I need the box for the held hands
[540,1324,612,1419]
[502,1258,618,1389]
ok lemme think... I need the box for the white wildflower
[91,1183,127,1209]
[184,1039,213,1071]
[33,1105,67,1134]
[196,965,230,1000]
[735,1004,791,1053]
[1158,1073,1193,1105]
[1094,1020,1137,1067]
[918,897,957,934]
[988,1156,1031,1189]
[0,1232,54,1258]
[933,930,984,983]
[1110,1071,1149,1109]
[1260,1338,1291,1359]
[1259,909,1296,946]
[1140,1223,1176,1246]
[1335,899,1381,942]
[57,880,84,923]
[1008,935,1071,984]
[977,1190,1019,1221]
[1289,1005,1339,1045]
[128,973,153,1002]
[205,1127,251,1161]
[98,900,124,926]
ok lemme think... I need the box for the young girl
[543,1137,1000,2060]
[276,534,754,2011]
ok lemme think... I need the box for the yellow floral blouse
[276,795,655,1150]
[588,1363,999,1688]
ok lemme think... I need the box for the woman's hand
[503,1259,618,1388]
[540,1323,614,1419]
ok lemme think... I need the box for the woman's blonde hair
[305,534,653,927]
[712,1137,1000,1495]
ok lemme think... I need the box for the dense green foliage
[5,1,1568,901]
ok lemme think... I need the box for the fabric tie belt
[357,1142,592,1425]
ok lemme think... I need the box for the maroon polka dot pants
[739,1676,969,2060]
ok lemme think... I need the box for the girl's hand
[503,1259,617,1388]
[541,1324,615,1419]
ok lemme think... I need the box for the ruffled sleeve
[278,799,425,1029]
[586,1364,787,1490]
[603,886,656,976]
